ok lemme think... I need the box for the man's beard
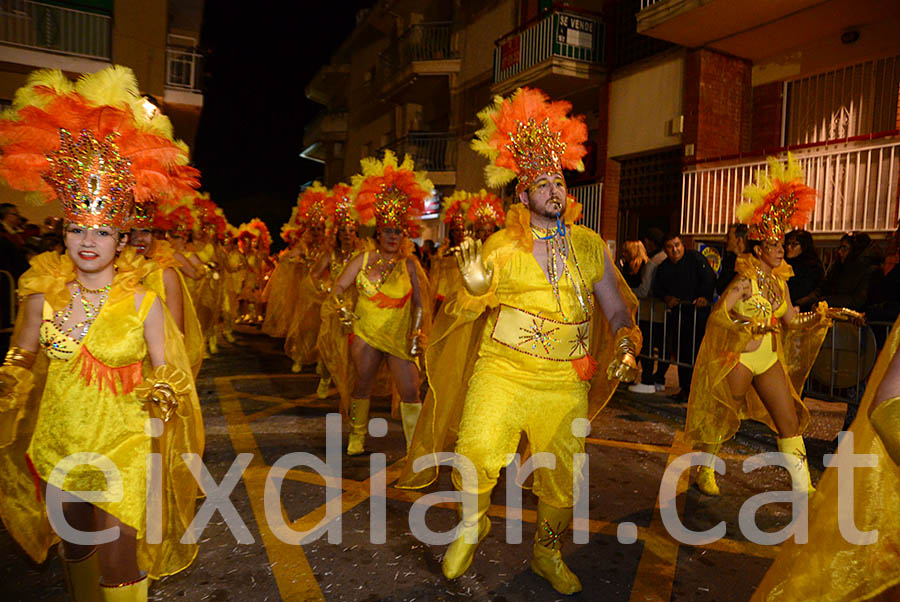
[533,197,564,220]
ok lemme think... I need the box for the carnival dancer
[687,154,864,497]
[319,151,432,455]
[468,190,505,244]
[283,182,334,372]
[430,190,470,313]
[129,198,204,376]
[0,66,204,602]
[236,219,270,325]
[261,210,305,339]
[398,88,641,595]
[187,194,226,354]
[290,184,365,400]
[219,225,243,343]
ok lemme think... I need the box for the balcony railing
[0,0,110,59]
[380,133,457,173]
[681,136,900,236]
[493,9,603,84]
[166,48,203,92]
[380,22,456,83]
[570,182,603,233]
[639,0,661,9]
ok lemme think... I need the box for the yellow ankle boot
[208,334,218,354]
[531,501,581,595]
[442,490,492,579]
[316,377,332,399]
[59,544,101,602]
[347,397,370,456]
[100,574,148,601]
[695,442,722,496]
[777,435,815,494]
[400,402,422,450]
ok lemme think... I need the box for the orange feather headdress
[736,153,817,242]
[238,218,271,254]
[351,150,433,238]
[467,189,505,229]
[327,182,357,231]
[441,190,469,231]
[0,66,200,230]
[154,203,195,237]
[471,87,587,193]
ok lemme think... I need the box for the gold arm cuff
[3,347,36,370]
[870,396,900,466]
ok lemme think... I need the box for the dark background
[193,0,374,249]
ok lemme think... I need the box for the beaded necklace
[531,217,593,322]
[365,251,398,291]
[51,280,112,340]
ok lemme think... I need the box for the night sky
[193,0,374,247]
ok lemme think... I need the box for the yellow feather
[76,65,139,108]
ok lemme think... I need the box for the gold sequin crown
[737,153,817,242]
[471,87,587,192]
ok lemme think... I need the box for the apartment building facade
[305,0,900,245]
[0,0,205,224]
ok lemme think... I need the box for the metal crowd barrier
[633,296,895,405]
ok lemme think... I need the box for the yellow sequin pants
[452,364,588,508]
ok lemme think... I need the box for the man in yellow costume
[399,88,641,595]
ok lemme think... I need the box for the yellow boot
[531,501,581,595]
[208,334,218,354]
[316,361,331,399]
[223,328,236,343]
[400,402,422,450]
[100,574,148,601]
[59,544,101,602]
[777,435,815,494]
[695,442,722,496]
[347,397,370,456]
[442,490,491,579]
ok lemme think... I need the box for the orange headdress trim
[351,150,433,238]
[736,153,817,242]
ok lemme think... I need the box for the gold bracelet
[3,347,36,370]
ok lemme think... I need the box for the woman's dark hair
[785,229,819,264]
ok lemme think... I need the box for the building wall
[608,51,684,159]
[683,48,751,161]
[113,0,167,97]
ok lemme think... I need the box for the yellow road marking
[218,374,783,601]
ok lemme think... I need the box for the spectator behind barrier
[813,233,874,311]
[784,229,824,312]
[715,223,748,296]
[653,233,716,402]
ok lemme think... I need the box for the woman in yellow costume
[687,154,864,497]
[186,195,226,354]
[283,182,334,372]
[430,190,504,313]
[218,224,242,343]
[261,220,304,339]
[128,198,204,376]
[397,88,640,595]
[0,66,204,602]
[430,191,470,312]
[236,219,271,325]
[320,151,432,455]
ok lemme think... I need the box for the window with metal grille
[783,55,900,146]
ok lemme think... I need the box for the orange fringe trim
[370,290,412,309]
[571,353,598,381]
[74,346,143,395]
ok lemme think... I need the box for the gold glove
[826,307,866,326]
[749,319,779,336]
[334,293,358,331]
[606,329,640,382]
[204,261,221,281]
[0,347,36,405]
[3,346,36,370]
[455,237,493,297]
[314,278,331,295]
[134,365,192,423]
[870,396,900,466]
[407,306,426,357]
